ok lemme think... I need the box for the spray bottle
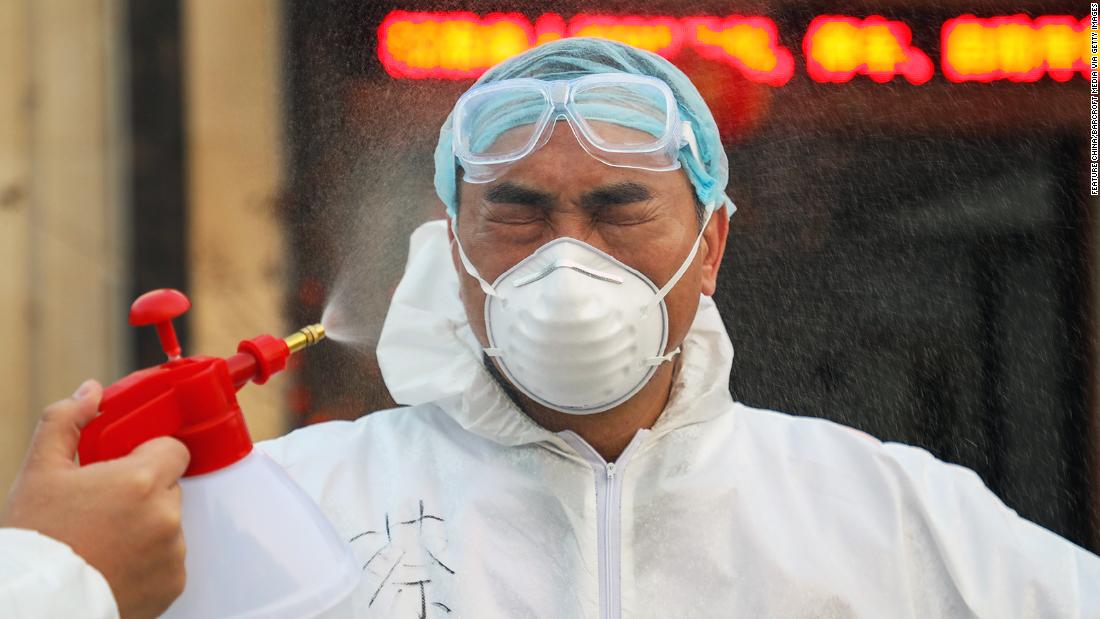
[77,289,359,619]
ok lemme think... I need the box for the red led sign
[942,15,1091,82]
[804,16,933,84]
[685,16,795,86]
[378,11,795,84]
[378,11,1094,84]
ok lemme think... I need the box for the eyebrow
[484,182,556,210]
[578,181,653,212]
[482,180,655,213]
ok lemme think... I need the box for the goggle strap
[682,121,702,165]
[450,218,500,298]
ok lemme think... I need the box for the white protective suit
[260,220,1100,618]
[2,218,1098,618]
[0,528,118,618]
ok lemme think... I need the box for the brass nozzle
[284,323,326,354]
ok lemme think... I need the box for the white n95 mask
[451,209,712,415]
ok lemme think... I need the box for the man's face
[449,120,729,408]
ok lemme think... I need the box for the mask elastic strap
[449,217,500,298]
[644,347,680,366]
[643,206,715,316]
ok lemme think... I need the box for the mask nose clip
[513,258,625,287]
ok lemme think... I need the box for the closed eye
[484,203,545,225]
[578,182,661,225]
[483,182,554,224]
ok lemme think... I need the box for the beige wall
[0,0,130,492]
[183,0,288,442]
[0,0,289,493]
[0,0,34,494]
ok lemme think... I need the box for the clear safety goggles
[452,73,702,183]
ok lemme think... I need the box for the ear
[699,205,730,297]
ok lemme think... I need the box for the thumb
[27,379,103,467]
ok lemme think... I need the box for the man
[263,38,1100,616]
[3,37,1100,618]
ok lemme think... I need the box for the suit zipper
[558,430,649,619]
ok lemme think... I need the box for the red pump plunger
[77,289,326,476]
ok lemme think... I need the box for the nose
[542,215,617,256]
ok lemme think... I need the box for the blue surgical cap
[433,37,734,219]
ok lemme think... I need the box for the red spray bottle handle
[77,289,295,476]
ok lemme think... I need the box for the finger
[166,480,182,506]
[27,380,104,466]
[126,436,191,486]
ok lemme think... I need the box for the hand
[0,380,191,619]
